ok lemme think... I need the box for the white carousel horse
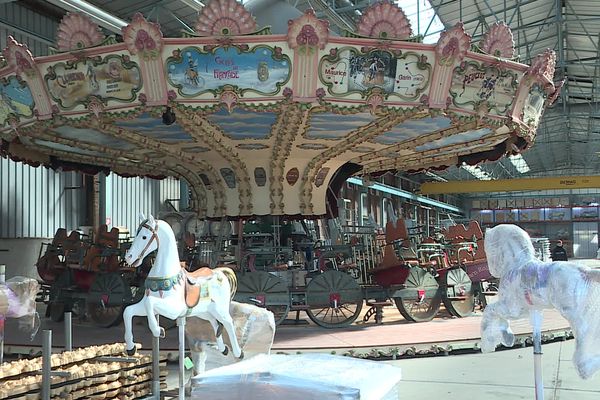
[122,214,243,359]
[481,224,600,379]
[0,277,40,338]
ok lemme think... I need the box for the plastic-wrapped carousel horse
[0,276,40,340]
[123,214,243,360]
[481,224,600,379]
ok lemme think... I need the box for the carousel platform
[2,302,573,360]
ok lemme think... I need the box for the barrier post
[42,330,52,400]
[152,315,161,400]
[532,310,544,400]
[64,312,72,352]
[177,316,186,400]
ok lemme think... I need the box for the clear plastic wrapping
[190,353,402,400]
[481,224,600,379]
[1,276,40,339]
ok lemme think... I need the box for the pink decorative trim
[195,0,257,36]
[366,92,384,114]
[56,13,105,52]
[527,49,556,82]
[287,9,329,50]
[357,1,412,40]
[547,79,564,106]
[122,13,163,60]
[87,97,104,118]
[2,36,36,77]
[220,91,238,113]
[480,22,515,59]
[435,23,471,66]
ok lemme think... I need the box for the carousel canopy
[0,0,559,218]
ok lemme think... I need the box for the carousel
[0,0,559,219]
[0,0,560,398]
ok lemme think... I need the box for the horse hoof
[159,327,166,339]
[222,346,229,356]
[216,322,224,338]
[126,347,137,356]
[238,350,244,360]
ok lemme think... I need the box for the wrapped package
[190,353,402,400]
[481,224,600,379]
[0,276,39,339]
[186,301,276,372]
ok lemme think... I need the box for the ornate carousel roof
[0,0,560,218]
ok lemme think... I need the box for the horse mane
[484,224,536,278]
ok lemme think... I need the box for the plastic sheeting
[481,224,600,379]
[190,353,402,400]
[0,276,39,340]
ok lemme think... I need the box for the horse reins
[132,219,160,267]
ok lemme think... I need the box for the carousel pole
[152,315,161,400]
[531,310,544,400]
[177,316,186,400]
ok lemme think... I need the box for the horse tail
[216,267,237,300]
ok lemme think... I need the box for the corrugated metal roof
[431,0,600,178]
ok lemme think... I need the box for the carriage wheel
[442,267,475,317]
[394,268,441,322]
[234,271,290,325]
[87,273,131,328]
[305,270,363,328]
[36,254,61,284]
[48,271,72,322]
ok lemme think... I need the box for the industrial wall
[0,157,86,238]
[105,174,181,235]
[0,2,57,57]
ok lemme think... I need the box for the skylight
[509,154,531,174]
[462,164,493,180]
[397,0,445,43]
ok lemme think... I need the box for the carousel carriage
[35,225,144,327]
[178,213,494,327]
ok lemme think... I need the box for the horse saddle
[183,267,214,308]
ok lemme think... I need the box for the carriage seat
[83,225,120,272]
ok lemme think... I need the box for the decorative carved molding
[480,22,515,59]
[435,23,471,67]
[3,36,36,77]
[56,13,105,52]
[526,49,557,82]
[356,1,412,40]
[122,13,164,60]
[287,9,329,51]
[195,0,257,36]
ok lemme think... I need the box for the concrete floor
[386,340,600,399]
[171,339,600,399]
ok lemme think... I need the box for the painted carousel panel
[0,76,34,126]
[372,116,452,145]
[305,112,374,140]
[320,47,432,99]
[51,126,137,151]
[44,55,142,109]
[207,108,276,140]
[166,45,291,97]
[115,113,195,142]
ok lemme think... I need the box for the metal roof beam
[44,0,128,34]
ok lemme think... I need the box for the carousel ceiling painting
[0,0,561,218]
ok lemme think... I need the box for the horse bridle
[132,219,160,267]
